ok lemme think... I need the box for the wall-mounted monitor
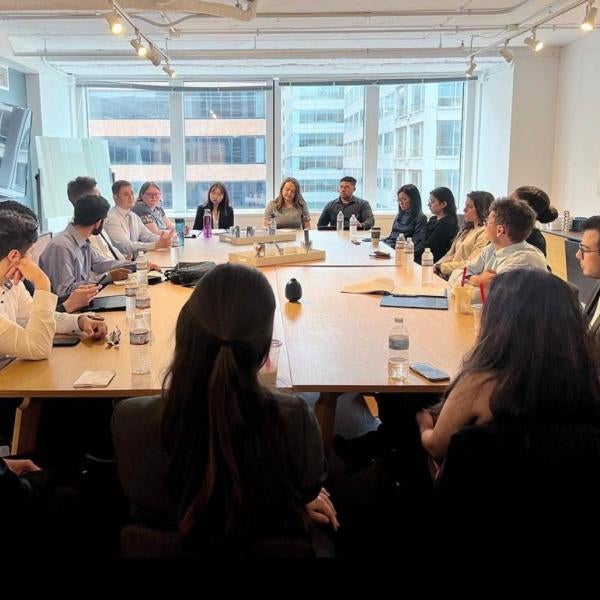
[0,102,32,198]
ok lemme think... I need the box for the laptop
[87,295,127,312]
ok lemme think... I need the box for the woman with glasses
[132,181,174,234]
[434,191,493,279]
[383,184,427,248]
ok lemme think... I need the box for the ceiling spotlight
[162,64,176,78]
[465,57,477,77]
[499,42,514,63]
[524,29,543,51]
[105,13,123,35]
[147,46,162,67]
[130,37,148,58]
[581,2,597,31]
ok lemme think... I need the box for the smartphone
[53,336,81,347]
[96,273,110,289]
[410,363,450,382]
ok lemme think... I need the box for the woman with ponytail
[112,263,337,556]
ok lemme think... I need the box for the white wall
[552,31,600,215]
[508,52,559,196]
[476,67,513,196]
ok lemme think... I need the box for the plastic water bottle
[130,327,150,375]
[268,212,277,235]
[395,234,405,266]
[388,317,409,381]
[336,210,344,233]
[125,276,138,329]
[349,214,358,238]
[175,218,185,247]
[136,251,148,288]
[203,209,212,239]
[135,286,151,332]
[404,237,414,266]
[421,247,434,284]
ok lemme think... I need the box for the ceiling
[0,1,596,79]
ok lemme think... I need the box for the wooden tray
[219,231,297,245]
[229,246,326,266]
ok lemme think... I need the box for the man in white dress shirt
[0,209,107,361]
[104,180,172,257]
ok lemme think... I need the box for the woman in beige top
[264,177,311,230]
[417,268,600,464]
[435,190,494,278]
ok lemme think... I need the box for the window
[184,89,267,209]
[87,88,172,208]
[410,123,423,157]
[438,82,463,108]
[407,170,422,191]
[281,85,364,210]
[435,169,460,191]
[396,86,407,117]
[383,132,394,154]
[436,121,461,157]
[410,84,424,112]
[395,127,406,159]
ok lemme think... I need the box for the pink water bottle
[203,208,212,239]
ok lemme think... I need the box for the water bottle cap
[394,317,404,324]
[425,247,431,252]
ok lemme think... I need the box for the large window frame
[82,77,476,215]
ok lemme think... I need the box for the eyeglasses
[577,243,600,255]
[145,192,161,198]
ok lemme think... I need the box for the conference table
[0,231,477,454]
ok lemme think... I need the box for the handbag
[164,261,216,287]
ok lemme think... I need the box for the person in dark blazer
[578,216,600,345]
[511,186,558,256]
[193,182,234,231]
[414,187,459,263]
[383,184,427,248]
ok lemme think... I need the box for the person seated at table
[510,186,558,256]
[383,184,427,249]
[414,187,459,264]
[132,182,174,235]
[0,200,99,313]
[105,180,173,258]
[317,176,374,230]
[192,182,234,231]
[0,209,107,361]
[434,191,493,279]
[448,197,547,290]
[39,195,133,304]
[67,176,127,261]
[263,177,311,230]
[112,263,338,556]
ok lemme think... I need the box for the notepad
[73,370,116,388]
[341,277,446,297]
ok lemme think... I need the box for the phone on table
[409,363,450,382]
[53,336,81,347]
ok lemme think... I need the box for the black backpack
[164,261,216,287]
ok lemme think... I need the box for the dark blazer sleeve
[192,206,204,231]
[415,217,459,263]
[220,207,234,229]
[411,213,428,254]
[317,202,333,228]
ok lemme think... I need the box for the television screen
[0,102,32,198]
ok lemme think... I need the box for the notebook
[87,295,127,312]
[380,293,449,310]
[341,277,447,298]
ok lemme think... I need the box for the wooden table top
[148,230,398,269]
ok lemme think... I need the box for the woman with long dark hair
[383,184,427,248]
[414,186,459,263]
[418,268,600,462]
[435,191,493,279]
[113,264,337,556]
[192,182,234,230]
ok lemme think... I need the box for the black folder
[380,294,448,310]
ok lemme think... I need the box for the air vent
[0,65,8,91]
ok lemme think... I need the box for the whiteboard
[35,136,112,231]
